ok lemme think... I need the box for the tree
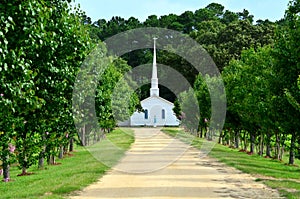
[177,88,199,133]
[178,11,195,33]
[221,10,239,25]
[222,46,277,154]
[0,0,46,180]
[272,0,300,164]
[144,15,160,27]
[96,58,140,134]
[238,9,254,23]
[194,75,211,138]
[0,0,91,178]
[205,3,225,18]
[285,75,300,111]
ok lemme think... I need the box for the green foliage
[163,128,300,199]
[172,99,181,120]
[194,75,211,131]
[96,58,140,132]
[0,128,134,198]
[79,1,297,164]
[177,88,199,132]
[0,0,91,179]
[223,46,275,130]
[87,2,276,80]
[215,0,299,163]
[272,0,300,164]
[0,0,298,189]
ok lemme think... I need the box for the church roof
[141,96,174,106]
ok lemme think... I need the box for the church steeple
[150,38,159,97]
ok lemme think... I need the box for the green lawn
[0,128,134,199]
[162,127,300,199]
[4,127,299,198]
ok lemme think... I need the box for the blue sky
[73,0,289,22]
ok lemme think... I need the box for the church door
[150,105,166,126]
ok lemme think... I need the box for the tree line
[84,1,299,164]
[84,2,278,101]
[0,0,299,183]
[0,0,139,182]
[177,1,299,165]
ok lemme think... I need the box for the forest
[0,0,299,183]
[84,1,299,165]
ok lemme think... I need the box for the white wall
[130,96,179,126]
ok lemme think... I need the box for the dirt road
[70,128,282,199]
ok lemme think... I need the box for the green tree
[222,46,276,154]
[96,58,141,134]
[178,11,195,33]
[0,0,46,180]
[177,88,199,133]
[194,75,210,138]
[144,15,160,27]
[221,10,239,25]
[0,0,91,178]
[272,0,300,164]
[285,75,300,111]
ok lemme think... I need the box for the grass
[87,128,135,168]
[162,127,300,199]
[0,128,134,199]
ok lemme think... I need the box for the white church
[119,38,180,127]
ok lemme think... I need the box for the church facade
[130,96,179,126]
[119,38,180,127]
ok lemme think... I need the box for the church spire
[150,37,159,97]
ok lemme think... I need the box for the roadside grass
[162,127,300,199]
[0,128,134,199]
[87,128,135,167]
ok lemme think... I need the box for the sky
[73,0,289,23]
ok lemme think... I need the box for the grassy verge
[162,127,300,199]
[0,128,134,199]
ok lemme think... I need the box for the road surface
[70,128,281,199]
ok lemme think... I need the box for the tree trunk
[229,131,234,148]
[52,155,55,164]
[38,154,44,169]
[280,145,285,160]
[207,128,213,141]
[93,131,97,144]
[38,142,46,169]
[69,137,74,152]
[265,132,271,157]
[3,165,9,182]
[22,167,27,175]
[289,132,296,165]
[59,146,64,159]
[275,132,280,160]
[235,131,240,148]
[200,127,203,138]
[86,134,89,146]
[266,143,271,157]
[97,131,101,141]
[259,132,264,156]
[2,156,10,182]
[81,125,86,146]
[64,144,68,155]
[48,155,55,165]
[250,133,255,154]
[243,131,247,151]
[218,130,223,144]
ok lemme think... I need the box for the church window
[162,109,165,119]
[144,109,148,119]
